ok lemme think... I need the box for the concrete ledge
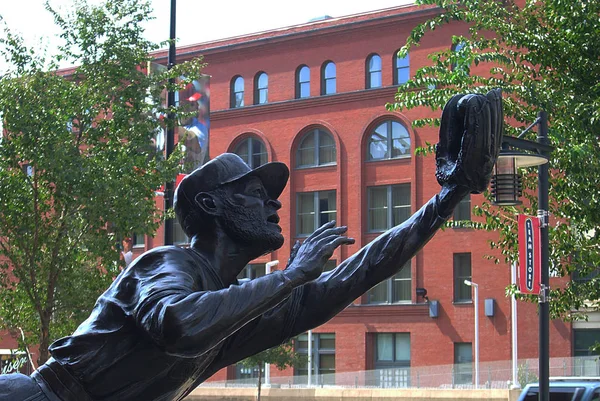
[186,387,522,401]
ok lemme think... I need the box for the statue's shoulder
[127,246,200,273]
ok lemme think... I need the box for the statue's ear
[194,192,220,216]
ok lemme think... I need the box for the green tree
[0,0,204,365]
[389,1,600,329]
[239,341,306,401]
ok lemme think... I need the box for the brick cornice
[211,86,400,121]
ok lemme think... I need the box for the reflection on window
[296,128,336,168]
[237,263,266,281]
[453,253,472,302]
[368,184,411,232]
[231,76,244,108]
[453,195,471,222]
[373,333,410,387]
[321,61,336,95]
[367,54,382,89]
[173,219,189,245]
[394,51,410,85]
[254,72,268,104]
[297,191,336,236]
[296,65,310,99]
[367,260,411,304]
[367,120,411,161]
[454,342,472,384]
[295,333,335,385]
[132,233,145,247]
[233,137,268,168]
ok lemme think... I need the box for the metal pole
[264,261,279,386]
[511,262,520,389]
[537,111,550,401]
[164,0,177,245]
[474,282,479,389]
[307,330,313,386]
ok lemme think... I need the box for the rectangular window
[454,342,472,385]
[374,333,410,387]
[173,220,189,245]
[367,261,411,304]
[368,184,411,232]
[453,195,471,222]
[573,329,600,376]
[297,191,336,236]
[454,253,472,302]
[237,263,266,281]
[132,233,145,248]
[295,333,335,385]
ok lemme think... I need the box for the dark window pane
[297,132,316,167]
[454,195,471,221]
[318,191,336,226]
[392,185,411,225]
[368,187,388,231]
[318,131,336,164]
[368,281,388,304]
[392,263,411,302]
[298,193,315,235]
[454,253,472,301]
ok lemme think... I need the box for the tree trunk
[37,317,50,367]
[256,364,262,401]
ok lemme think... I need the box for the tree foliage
[239,341,306,401]
[0,0,204,364]
[389,0,600,322]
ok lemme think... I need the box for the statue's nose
[266,198,282,210]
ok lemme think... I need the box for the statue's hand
[284,221,355,285]
[435,89,503,194]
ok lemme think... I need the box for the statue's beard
[219,201,284,258]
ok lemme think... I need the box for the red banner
[518,214,541,294]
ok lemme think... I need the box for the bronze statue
[0,90,503,401]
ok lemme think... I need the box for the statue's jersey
[37,194,446,401]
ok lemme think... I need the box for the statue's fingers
[314,226,348,241]
[307,220,337,241]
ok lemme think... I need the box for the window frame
[295,333,336,385]
[366,53,382,89]
[367,120,411,161]
[253,71,268,105]
[393,50,410,85]
[296,65,310,99]
[230,75,244,108]
[366,260,412,304]
[296,128,337,169]
[321,61,336,95]
[453,194,472,223]
[367,184,411,233]
[454,342,473,385]
[132,233,145,248]
[233,136,268,169]
[453,253,473,302]
[296,190,337,237]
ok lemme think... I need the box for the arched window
[296,128,336,168]
[296,65,310,99]
[366,54,382,89]
[230,76,244,108]
[254,72,268,105]
[321,61,336,95]
[394,50,410,85]
[367,120,411,161]
[233,137,268,168]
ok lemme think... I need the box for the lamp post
[490,111,553,401]
[464,280,479,389]
[164,0,177,245]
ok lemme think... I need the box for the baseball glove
[435,88,503,193]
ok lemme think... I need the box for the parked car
[518,377,600,401]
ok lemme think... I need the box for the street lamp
[464,279,479,389]
[490,111,553,401]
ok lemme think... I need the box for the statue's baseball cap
[174,153,289,235]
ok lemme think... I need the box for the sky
[0,0,414,68]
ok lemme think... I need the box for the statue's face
[218,177,284,257]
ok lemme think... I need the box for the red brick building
[139,3,580,385]
[3,2,596,386]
